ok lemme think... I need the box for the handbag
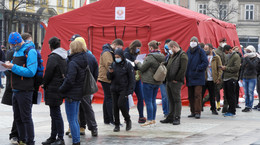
[151,55,167,82]
[82,65,98,96]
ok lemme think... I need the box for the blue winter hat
[8,32,23,44]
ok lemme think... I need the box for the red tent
[42,0,240,103]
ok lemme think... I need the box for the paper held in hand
[0,61,10,71]
[136,54,146,64]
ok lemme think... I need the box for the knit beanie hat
[8,32,23,44]
[190,36,198,42]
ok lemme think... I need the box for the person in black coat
[41,37,67,145]
[107,48,135,132]
[1,47,19,144]
[59,40,88,145]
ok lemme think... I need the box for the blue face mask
[164,44,169,50]
[115,58,122,63]
[136,48,140,53]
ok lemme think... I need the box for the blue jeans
[160,83,169,115]
[65,99,80,143]
[243,79,257,108]
[13,91,34,145]
[143,83,159,121]
[134,80,144,118]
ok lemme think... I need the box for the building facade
[0,0,84,48]
[190,0,260,50]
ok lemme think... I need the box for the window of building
[245,4,254,20]
[198,4,207,15]
[219,4,227,20]
[239,36,259,52]
[41,0,46,4]
[58,0,62,6]
[68,0,73,8]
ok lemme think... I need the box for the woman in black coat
[41,37,67,145]
[107,48,135,132]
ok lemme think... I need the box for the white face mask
[190,42,197,48]
[169,49,173,55]
[222,43,227,48]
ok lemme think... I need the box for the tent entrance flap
[88,26,151,54]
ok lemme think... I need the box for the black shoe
[72,142,80,145]
[113,125,120,132]
[42,137,56,145]
[222,107,228,114]
[253,105,259,110]
[126,120,132,131]
[236,104,241,108]
[91,129,98,137]
[50,138,65,145]
[217,108,221,111]
[160,118,173,123]
[188,114,195,118]
[0,85,4,89]
[172,117,180,125]
[212,110,218,115]
[195,114,200,119]
[242,107,252,112]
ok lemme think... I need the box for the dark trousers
[223,79,236,114]
[100,82,114,124]
[112,91,130,126]
[79,95,97,131]
[134,80,144,118]
[202,81,216,111]
[166,81,182,119]
[257,76,260,106]
[215,83,221,102]
[49,106,64,139]
[13,91,34,145]
[9,120,19,140]
[188,86,202,115]
[235,80,240,105]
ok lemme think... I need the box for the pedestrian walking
[98,39,124,125]
[186,36,208,119]
[124,40,146,123]
[3,32,38,145]
[59,40,89,145]
[160,41,188,125]
[240,45,259,112]
[135,40,165,126]
[107,48,135,132]
[219,45,241,117]
[41,37,67,145]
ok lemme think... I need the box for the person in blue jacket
[3,32,38,145]
[186,36,208,119]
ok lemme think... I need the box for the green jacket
[136,53,165,85]
[223,52,241,81]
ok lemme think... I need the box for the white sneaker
[10,137,19,145]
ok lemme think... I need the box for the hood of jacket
[115,48,125,60]
[68,52,88,69]
[102,43,113,51]
[52,47,68,59]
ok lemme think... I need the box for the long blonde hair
[70,40,86,55]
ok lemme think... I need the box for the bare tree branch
[0,1,8,9]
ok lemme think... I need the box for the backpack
[150,55,167,82]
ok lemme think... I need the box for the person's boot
[126,120,132,131]
[172,117,180,125]
[222,105,228,114]
[160,118,173,123]
[91,129,98,137]
[188,114,195,118]
[42,137,56,145]
[72,142,80,145]
[212,110,218,115]
[80,127,85,135]
[65,128,70,135]
[113,125,120,132]
[195,114,200,119]
[50,138,65,145]
[216,102,221,111]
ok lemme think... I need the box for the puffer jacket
[136,51,165,85]
[107,48,135,96]
[43,48,67,106]
[59,52,88,101]
[240,56,259,80]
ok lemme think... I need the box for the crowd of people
[1,31,260,145]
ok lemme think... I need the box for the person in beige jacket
[98,39,124,125]
[201,43,222,115]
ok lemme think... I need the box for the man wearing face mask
[186,36,208,119]
[107,48,135,132]
[98,39,124,125]
[219,45,241,117]
[201,43,222,115]
[2,32,38,145]
[160,41,188,125]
